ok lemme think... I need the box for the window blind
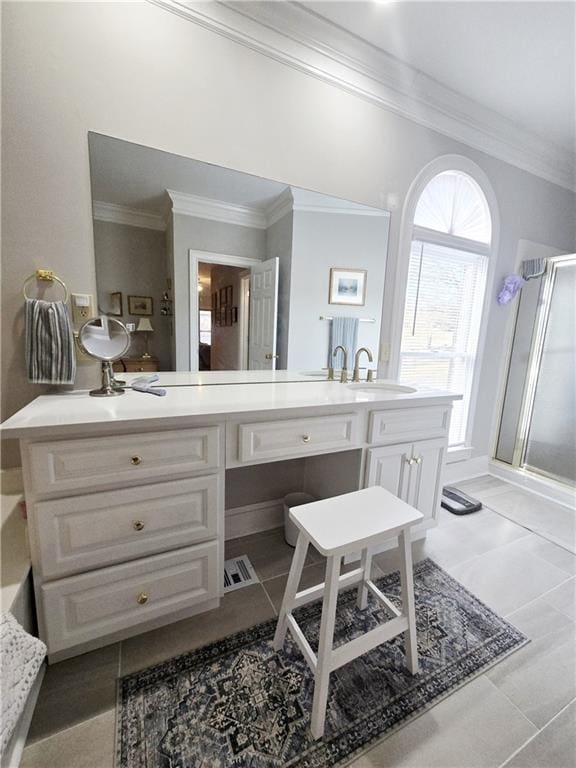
[399,239,488,446]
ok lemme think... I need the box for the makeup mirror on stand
[77,317,131,396]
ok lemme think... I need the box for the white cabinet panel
[369,406,450,445]
[365,443,412,500]
[26,426,220,496]
[238,413,360,463]
[406,438,446,522]
[31,476,220,580]
[40,542,219,653]
[366,437,446,523]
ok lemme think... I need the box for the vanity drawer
[40,541,219,654]
[238,413,359,463]
[369,406,450,445]
[31,476,220,580]
[25,426,220,496]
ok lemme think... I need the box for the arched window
[398,166,494,448]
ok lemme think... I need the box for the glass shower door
[520,256,576,485]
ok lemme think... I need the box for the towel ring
[22,270,69,302]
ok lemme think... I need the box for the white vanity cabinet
[365,403,450,529]
[366,437,446,523]
[3,382,457,662]
[20,425,224,662]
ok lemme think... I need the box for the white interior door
[248,257,279,370]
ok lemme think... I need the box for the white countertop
[0,379,460,439]
[120,370,328,386]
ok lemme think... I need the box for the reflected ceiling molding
[149,0,576,192]
[166,189,268,229]
[92,200,166,231]
[291,188,389,217]
[265,187,293,227]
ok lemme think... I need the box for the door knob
[265,354,279,360]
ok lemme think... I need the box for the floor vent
[223,555,259,593]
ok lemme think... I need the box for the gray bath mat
[116,558,527,767]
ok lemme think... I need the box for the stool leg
[398,528,419,674]
[311,554,341,740]
[273,532,309,651]
[356,547,372,610]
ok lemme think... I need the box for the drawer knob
[130,455,142,466]
[302,435,311,443]
[137,592,148,605]
[133,520,145,531]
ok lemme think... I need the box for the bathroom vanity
[2,380,458,662]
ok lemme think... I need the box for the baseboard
[225,498,284,540]
[442,455,489,485]
[489,460,576,510]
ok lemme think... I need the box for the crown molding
[167,189,268,229]
[264,187,293,227]
[92,201,166,231]
[150,0,576,192]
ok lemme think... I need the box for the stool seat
[274,485,423,740]
[290,486,423,555]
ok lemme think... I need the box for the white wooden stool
[273,486,424,739]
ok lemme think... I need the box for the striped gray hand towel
[25,299,76,384]
[328,316,359,368]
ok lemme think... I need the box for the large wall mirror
[89,133,390,382]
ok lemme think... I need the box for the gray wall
[93,219,172,369]
[171,213,266,370]
[287,211,389,370]
[2,2,575,468]
[265,211,293,369]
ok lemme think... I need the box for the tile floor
[456,475,576,553]
[22,477,576,768]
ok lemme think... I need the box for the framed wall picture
[328,268,367,306]
[108,292,123,317]
[128,295,154,316]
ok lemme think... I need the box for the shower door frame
[511,253,576,486]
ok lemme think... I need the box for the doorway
[189,250,279,372]
[197,261,250,371]
[496,254,576,488]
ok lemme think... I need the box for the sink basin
[348,381,417,394]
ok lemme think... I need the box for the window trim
[389,155,500,450]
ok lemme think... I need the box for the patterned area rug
[117,559,527,768]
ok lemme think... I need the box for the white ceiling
[301,1,576,152]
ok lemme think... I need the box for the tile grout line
[497,695,576,768]
[504,572,576,621]
[259,580,279,617]
[483,675,541,733]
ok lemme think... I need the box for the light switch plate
[71,293,94,323]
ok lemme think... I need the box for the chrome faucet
[353,347,374,382]
[332,345,349,383]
